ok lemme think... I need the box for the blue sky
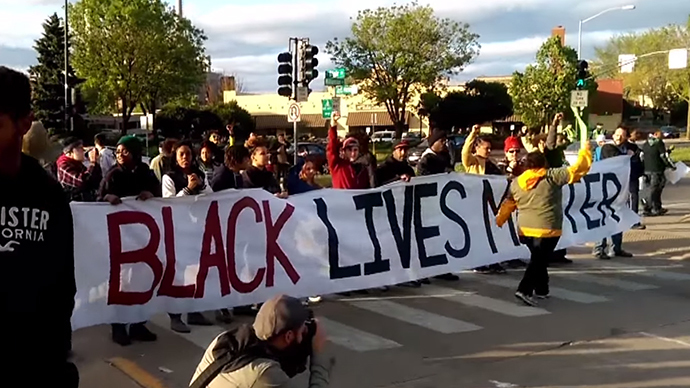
[0,0,687,92]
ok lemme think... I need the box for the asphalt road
[74,179,690,388]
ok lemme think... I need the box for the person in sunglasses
[497,136,525,179]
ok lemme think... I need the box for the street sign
[325,68,346,86]
[295,86,309,102]
[287,102,301,122]
[332,97,341,114]
[618,54,636,73]
[335,85,358,96]
[570,90,589,108]
[321,99,333,118]
[669,49,688,69]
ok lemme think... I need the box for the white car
[371,131,395,143]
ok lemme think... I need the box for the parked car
[371,131,395,143]
[564,141,597,166]
[660,126,682,139]
[287,142,328,173]
[407,134,467,166]
[401,131,422,146]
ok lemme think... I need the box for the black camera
[304,308,317,345]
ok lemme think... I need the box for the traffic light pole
[292,37,299,166]
[64,0,73,132]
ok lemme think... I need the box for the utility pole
[64,0,73,132]
[177,0,182,17]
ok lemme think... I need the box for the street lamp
[577,5,635,59]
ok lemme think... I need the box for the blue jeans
[594,233,623,255]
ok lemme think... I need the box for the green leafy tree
[326,1,480,136]
[28,13,75,134]
[510,36,596,129]
[70,0,207,136]
[422,80,513,131]
[594,15,690,138]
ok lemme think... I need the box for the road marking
[595,262,690,281]
[414,285,550,317]
[108,357,169,388]
[553,273,658,291]
[318,317,402,352]
[347,299,482,334]
[150,314,225,349]
[484,278,609,303]
[639,332,690,347]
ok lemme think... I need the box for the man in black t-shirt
[0,66,78,386]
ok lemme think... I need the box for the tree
[594,15,690,139]
[421,80,513,131]
[326,2,479,136]
[70,0,207,136]
[155,101,254,141]
[28,13,75,134]
[510,36,596,129]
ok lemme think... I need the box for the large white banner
[71,156,638,329]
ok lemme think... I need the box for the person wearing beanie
[98,135,161,346]
[56,136,102,202]
[417,128,459,281]
[497,136,525,179]
[326,112,370,189]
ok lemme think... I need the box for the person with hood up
[593,134,608,162]
[99,135,161,346]
[22,120,61,177]
[210,144,251,192]
[417,128,459,281]
[496,142,592,307]
[0,66,79,386]
[56,137,102,202]
[642,130,675,216]
[375,139,414,186]
[162,140,217,332]
[327,112,370,189]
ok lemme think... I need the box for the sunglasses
[506,149,519,154]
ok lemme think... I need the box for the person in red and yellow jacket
[327,112,370,189]
[496,142,592,307]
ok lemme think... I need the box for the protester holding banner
[327,112,370,190]
[462,125,506,275]
[416,128,459,282]
[287,159,322,195]
[98,135,161,346]
[1,66,80,385]
[375,139,414,186]
[210,145,250,191]
[593,126,641,260]
[242,140,286,198]
[497,142,592,306]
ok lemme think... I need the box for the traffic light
[576,60,588,89]
[303,44,319,85]
[277,52,293,97]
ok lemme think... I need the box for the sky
[0,0,687,93]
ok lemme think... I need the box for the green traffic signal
[576,79,585,87]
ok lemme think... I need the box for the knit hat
[253,294,311,340]
[427,128,446,147]
[61,136,83,154]
[392,139,410,150]
[503,136,521,152]
[117,135,142,156]
[342,137,359,149]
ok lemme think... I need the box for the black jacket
[601,141,644,180]
[242,166,281,193]
[98,162,162,199]
[418,149,452,176]
[0,155,78,385]
[642,138,673,173]
[210,165,244,192]
[376,156,415,186]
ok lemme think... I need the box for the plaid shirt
[56,155,102,202]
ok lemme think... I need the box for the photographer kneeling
[190,294,333,388]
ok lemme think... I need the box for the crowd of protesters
[1,64,682,388]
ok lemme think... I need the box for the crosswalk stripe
[591,262,690,281]
[484,278,609,303]
[347,299,482,334]
[149,313,225,349]
[553,273,658,291]
[414,285,550,317]
[317,317,402,352]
